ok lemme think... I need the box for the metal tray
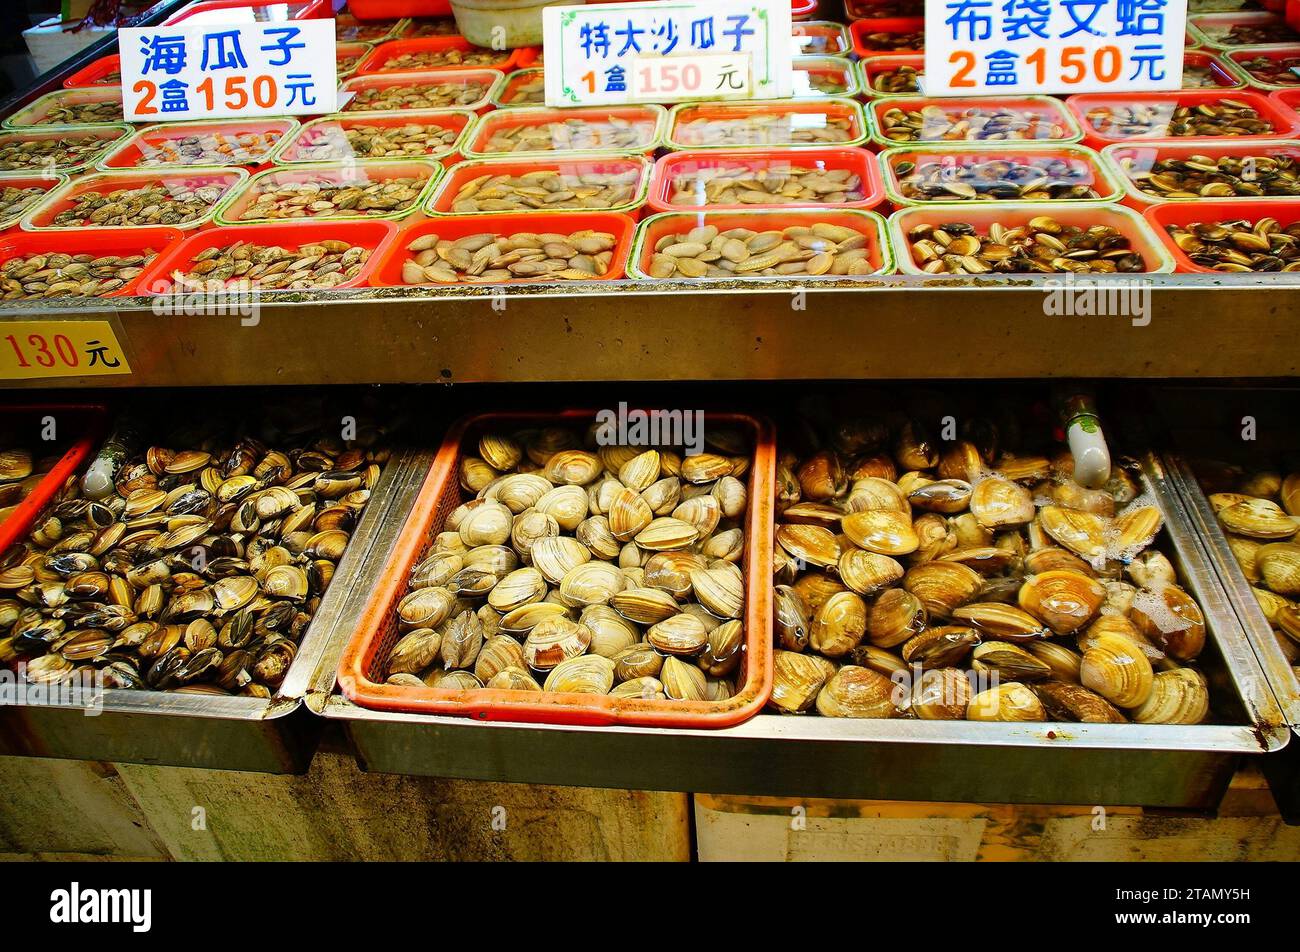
[1166,452,1300,822]
[317,452,1289,809]
[0,444,429,774]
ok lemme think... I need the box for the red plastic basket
[336,409,776,727]
[140,220,400,294]
[647,147,884,213]
[1065,89,1300,148]
[372,211,637,286]
[426,155,652,216]
[0,404,108,553]
[164,0,331,25]
[850,16,925,56]
[356,37,526,75]
[63,55,121,89]
[0,227,185,296]
[339,70,504,114]
[1143,199,1300,273]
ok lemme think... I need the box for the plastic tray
[667,99,868,150]
[62,54,121,89]
[271,111,473,165]
[21,168,246,232]
[337,42,374,79]
[792,56,862,98]
[339,70,504,115]
[141,220,400,294]
[426,155,652,216]
[373,211,637,286]
[1182,49,1249,89]
[1065,89,1300,147]
[881,143,1124,206]
[869,95,1083,147]
[357,37,525,75]
[648,148,883,213]
[3,88,124,129]
[97,118,299,170]
[0,174,66,230]
[336,409,775,728]
[1100,138,1300,205]
[791,20,851,56]
[792,0,820,20]
[0,126,131,176]
[336,14,410,43]
[0,227,184,297]
[164,0,330,25]
[858,54,924,97]
[1143,198,1300,272]
[1189,11,1300,48]
[850,16,925,56]
[1271,85,1300,116]
[629,208,895,279]
[888,202,1176,273]
[466,105,668,158]
[1223,44,1300,89]
[492,68,545,108]
[0,403,107,552]
[215,159,439,225]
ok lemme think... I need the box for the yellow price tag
[0,320,131,380]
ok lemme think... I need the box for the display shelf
[2,275,1300,387]
[309,453,1290,809]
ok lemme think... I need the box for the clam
[1032,680,1126,723]
[1129,584,1205,661]
[1218,497,1297,539]
[580,604,639,658]
[700,619,744,677]
[645,551,706,598]
[796,450,846,501]
[775,584,810,651]
[661,655,708,700]
[902,561,983,619]
[1026,640,1082,682]
[530,536,591,584]
[523,616,592,670]
[536,484,589,531]
[1125,550,1176,589]
[691,566,744,619]
[544,654,616,694]
[837,549,904,596]
[610,586,680,625]
[479,434,523,473]
[647,612,710,656]
[387,628,443,675]
[618,450,661,493]
[711,476,747,519]
[900,625,980,668]
[498,600,570,636]
[542,450,602,486]
[1114,505,1163,557]
[611,676,666,700]
[438,671,483,691]
[608,488,654,542]
[908,667,972,719]
[815,665,898,718]
[971,641,1051,681]
[970,476,1034,528]
[1018,570,1105,635]
[634,517,699,551]
[867,588,927,648]
[474,635,527,683]
[493,472,552,513]
[810,591,868,658]
[440,609,485,670]
[397,586,454,627]
[673,495,721,538]
[486,667,543,691]
[769,650,834,713]
[966,682,1045,721]
[681,453,733,485]
[486,567,547,612]
[459,502,513,547]
[1258,542,1300,596]
[951,602,1049,642]
[845,477,908,513]
[575,516,621,561]
[841,510,919,556]
[776,524,841,568]
[908,479,972,514]
[613,643,663,681]
[557,560,625,606]
[1079,631,1153,708]
[1039,506,1108,561]
[1131,668,1208,725]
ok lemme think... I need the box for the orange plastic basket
[336,409,776,728]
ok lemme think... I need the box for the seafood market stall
[0,0,1299,863]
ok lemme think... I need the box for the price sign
[543,1,793,107]
[119,19,337,122]
[924,0,1187,96]
[0,321,131,380]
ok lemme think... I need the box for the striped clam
[1,401,386,695]
[382,421,752,701]
[770,402,1209,724]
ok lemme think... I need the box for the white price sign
[924,0,1187,96]
[543,1,792,107]
[119,18,337,122]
